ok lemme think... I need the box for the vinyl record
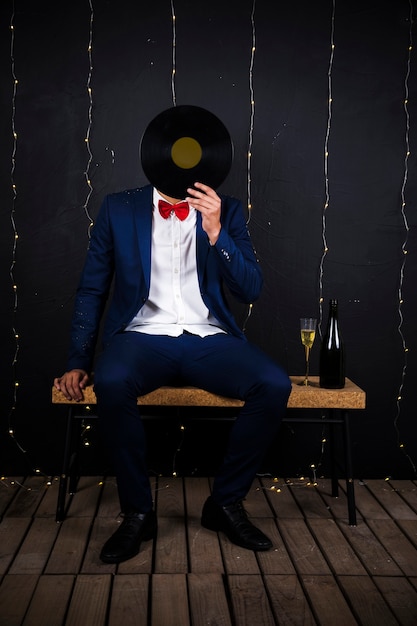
[140,105,233,199]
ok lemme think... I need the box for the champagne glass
[299,318,317,386]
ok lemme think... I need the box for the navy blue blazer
[67,184,263,372]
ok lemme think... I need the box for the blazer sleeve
[66,196,115,372]
[211,195,263,303]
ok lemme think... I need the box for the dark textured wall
[1,0,416,480]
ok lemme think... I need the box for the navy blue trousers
[94,331,291,513]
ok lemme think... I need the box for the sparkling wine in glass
[299,318,317,386]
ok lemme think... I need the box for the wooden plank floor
[1,476,417,625]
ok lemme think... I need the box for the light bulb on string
[300,0,336,494]
[393,0,416,475]
[83,0,95,240]
[171,423,186,477]
[241,1,257,329]
[7,3,42,482]
[6,3,97,487]
[170,0,177,106]
[318,0,336,337]
[246,0,256,225]
[9,4,20,450]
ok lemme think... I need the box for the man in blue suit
[54,180,291,563]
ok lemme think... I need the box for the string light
[240,2,257,328]
[170,0,177,106]
[172,423,186,477]
[308,464,318,486]
[318,0,336,335]
[393,0,416,475]
[260,476,322,496]
[5,2,94,485]
[303,419,328,483]
[83,0,94,240]
[82,422,92,447]
[246,0,256,223]
[8,3,20,450]
[242,302,253,332]
[299,0,337,490]
[6,2,36,474]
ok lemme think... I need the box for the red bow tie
[158,199,189,221]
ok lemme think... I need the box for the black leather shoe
[100,510,157,564]
[201,496,272,551]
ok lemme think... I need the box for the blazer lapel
[196,210,210,284]
[132,186,153,291]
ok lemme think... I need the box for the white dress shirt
[125,188,226,337]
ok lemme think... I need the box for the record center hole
[171,137,202,169]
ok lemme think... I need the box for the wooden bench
[52,376,365,525]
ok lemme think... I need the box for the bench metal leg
[56,406,84,522]
[56,406,75,522]
[328,408,356,525]
[56,475,68,523]
[342,409,357,526]
[283,408,357,524]
[327,409,339,498]
[68,415,83,494]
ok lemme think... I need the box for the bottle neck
[329,300,338,320]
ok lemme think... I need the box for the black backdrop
[1,0,416,480]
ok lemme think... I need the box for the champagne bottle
[319,299,345,388]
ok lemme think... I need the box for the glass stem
[304,346,310,385]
